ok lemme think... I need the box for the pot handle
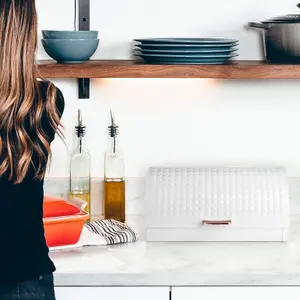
[297,3,300,10]
[248,22,268,30]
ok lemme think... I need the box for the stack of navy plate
[133,38,239,64]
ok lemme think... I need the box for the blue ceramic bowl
[42,30,98,39]
[42,39,99,63]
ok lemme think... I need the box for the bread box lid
[145,166,290,229]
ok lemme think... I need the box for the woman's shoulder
[38,80,65,115]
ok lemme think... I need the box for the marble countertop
[51,215,300,287]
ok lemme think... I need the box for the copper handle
[202,220,232,225]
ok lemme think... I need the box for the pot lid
[262,14,300,24]
[262,3,300,23]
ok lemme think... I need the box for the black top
[0,82,65,286]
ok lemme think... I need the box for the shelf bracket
[78,0,90,99]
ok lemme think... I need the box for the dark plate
[135,53,238,59]
[135,48,239,55]
[135,43,239,50]
[134,38,238,44]
[137,57,235,64]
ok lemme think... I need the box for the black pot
[249,7,300,62]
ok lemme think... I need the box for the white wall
[36,0,300,178]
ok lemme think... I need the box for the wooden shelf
[36,60,300,79]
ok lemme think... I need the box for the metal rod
[79,0,90,30]
[78,0,90,99]
[78,78,90,99]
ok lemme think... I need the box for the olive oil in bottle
[70,110,91,217]
[104,111,125,223]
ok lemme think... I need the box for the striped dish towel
[50,219,138,251]
[85,219,138,245]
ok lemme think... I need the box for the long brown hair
[0,0,63,184]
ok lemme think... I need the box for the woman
[0,1,64,299]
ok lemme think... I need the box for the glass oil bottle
[104,111,125,222]
[69,110,91,217]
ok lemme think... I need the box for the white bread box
[145,166,290,242]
